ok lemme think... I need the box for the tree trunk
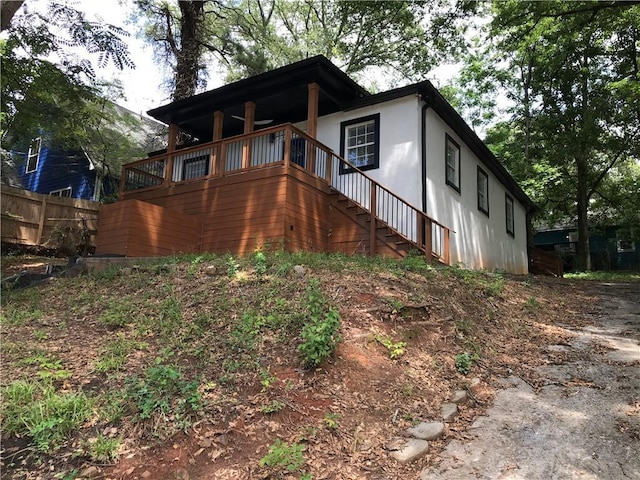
[173,1,205,101]
[575,156,591,271]
[0,0,25,31]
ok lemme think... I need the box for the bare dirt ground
[421,281,640,480]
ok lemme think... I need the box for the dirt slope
[0,254,627,480]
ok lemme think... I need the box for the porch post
[213,111,224,141]
[443,228,450,265]
[164,123,179,185]
[307,83,319,139]
[425,219,433,261]
[307,82,319,174]
[242,101,255,170]
[211,110,224,176]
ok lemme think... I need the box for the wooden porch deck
[96,125,451,263]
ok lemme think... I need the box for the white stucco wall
[316,95,423,211]
[312,94,529,274]
[424,110,529,273]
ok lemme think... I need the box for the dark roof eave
[147,55,369,124]
[342,81,536,212]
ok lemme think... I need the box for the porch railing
[120,124,451,263]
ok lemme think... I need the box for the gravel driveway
[421,281,640,480]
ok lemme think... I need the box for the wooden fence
[1,185,100,250]
[529,247,564,277]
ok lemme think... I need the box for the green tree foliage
[477,1,640,270]
[134,0,469,97]
[1,0,134,147]
[1,1,161,200]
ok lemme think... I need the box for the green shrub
[297,281,341,369]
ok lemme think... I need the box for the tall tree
[483,1,640,270]
[134,0,469,98]
[134,0,208,101]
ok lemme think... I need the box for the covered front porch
[95,57,451,262]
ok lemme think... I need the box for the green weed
[94,335,146,373]
[187,255,205,277]
[225,254,240,277]
[99,298,135,329]
[454,352,478,375]
[386,298,405,314]
[454,317,473,338]
[260,368,278,391]
[297,281,341,369]
[0,288,43,325]
[323,412,339,430]
[375,335,407,359]
[524,296,540,313]
[84,434,121,462]
[260,400,285,414]
[565,271,640,281]
[21,354,72,381]
[1,380,93,452]
[125,362,201,432]
[96,389,128,424]
[33,329,49,341]
[259,438,307,474]
[254,251,268,277]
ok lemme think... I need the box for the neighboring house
[17,139,116,201]
[535,226,640,271]
[15,104,164,201]
[96,56,536,274]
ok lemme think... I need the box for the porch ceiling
[148,56,369,141]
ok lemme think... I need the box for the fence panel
[1,185,100,249]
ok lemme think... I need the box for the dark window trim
[505,193,515,237]
[445,133,460,194]
[182,154,210,180]
[339,113,380,174]
[477,166,489,217]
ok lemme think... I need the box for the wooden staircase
[330,190,436,261]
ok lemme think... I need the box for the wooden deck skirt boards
[95,165,394,258]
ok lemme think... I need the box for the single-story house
[96,55,536,273]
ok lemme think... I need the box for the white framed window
[26,137,42,173]
[445,134,460,192]
[339,114,380,173]
[477,166,489,216]
[505,194,515,237]
[50,187,72,198]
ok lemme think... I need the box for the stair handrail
[289,125,452,264]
